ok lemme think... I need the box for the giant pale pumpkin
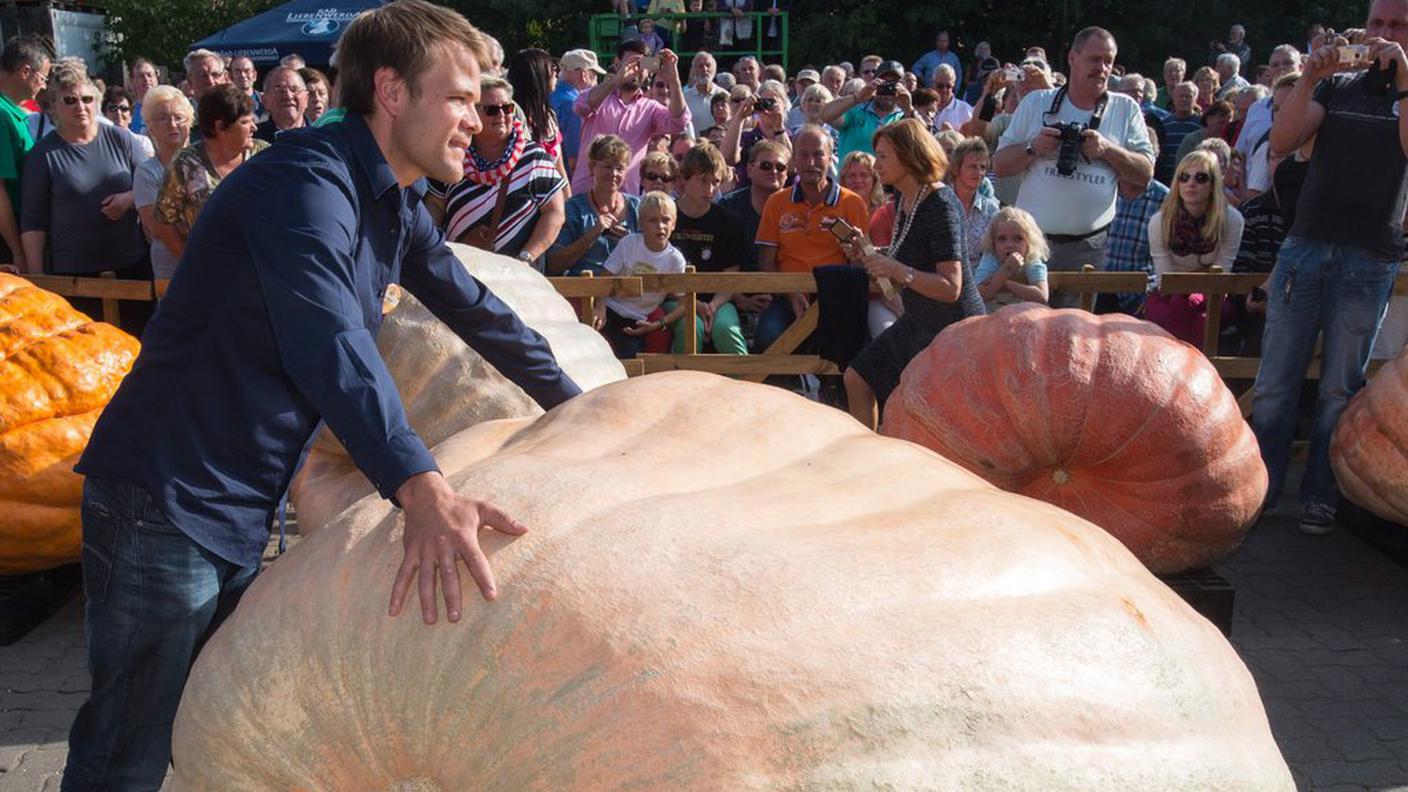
[173,372,1292,790]
[290,244,626,533]
[0,274,139,574]
[882,304,1267,575]
[1331,343,1408,525]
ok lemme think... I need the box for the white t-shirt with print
[998,88,1154,236]
[602,232,689,321]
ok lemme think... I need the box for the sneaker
[1298,502,1338,535]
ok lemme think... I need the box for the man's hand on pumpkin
[390,471,528,624]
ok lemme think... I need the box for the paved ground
[2,466,1407,791]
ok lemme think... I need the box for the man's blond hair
[334,0,491,116]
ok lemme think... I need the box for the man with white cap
[553,48,605,173]
[684,52,729,131]
[787,68,820,127]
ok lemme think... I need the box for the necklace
[886,184,931,256]
[589,189,622,218]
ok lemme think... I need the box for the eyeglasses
[152,113,190,126]
[730,97,747,104]
[103,104,132,113]
[1177,171,1212,184]
[754,161,787,172]
[642,172,672,182]
[267,85,306,95]
[861,69,877,76]
[933,82,954,89]
[478,102,515,117]
[62,95,96,106]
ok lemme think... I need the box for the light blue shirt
[911,49,963,90]
[974,251,1048,312]
[551,81,583,165]
[550,192,641,274]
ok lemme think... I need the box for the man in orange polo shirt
[755,125,870,351]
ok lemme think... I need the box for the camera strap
[1045,85,1108,131]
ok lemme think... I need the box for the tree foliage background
[101,0,1375,77]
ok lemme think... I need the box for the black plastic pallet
[1341,501,1408,570]
[0,564,82,646]
[1159,567,1235,637]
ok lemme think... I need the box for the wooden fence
[26,269,1408,416]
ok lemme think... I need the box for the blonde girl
[974,206,1050,311]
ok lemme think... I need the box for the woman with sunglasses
[20,60,152,292]
[428,76,566,267]
[1144,150,1245,345]
[548,134,639,276]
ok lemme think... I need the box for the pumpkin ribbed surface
[290,244,626,534]
[882,304,1267,574]
[0,274,139,574]
[173,373,1292,791]
[1331,344,1408,525]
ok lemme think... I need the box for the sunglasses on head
[62,95,96,106]
[478,102,515,117]
[754,161,786,172]
[1177,171,1212,184]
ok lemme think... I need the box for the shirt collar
[342,112,407,200]
[790,177,841,206]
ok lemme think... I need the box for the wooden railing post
[1203,265,1225,357]
[1079,264,1097,312]
[99,271,120,326]
[578,271,595,326]
[682,264,699,354]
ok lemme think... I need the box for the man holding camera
[993,27,1154,307]
[819,59,909,161]
[1253,0,1408,535]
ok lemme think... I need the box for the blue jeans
[1251,236,1400,510]
[62,478,257,792]
[754,296,798,352]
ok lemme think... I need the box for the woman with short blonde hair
[842,118,985,429]
[840,151,883,213]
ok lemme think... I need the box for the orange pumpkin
[172,373,1293,790]
[1331,344,1408,525]
[882,304,1267,574]
[0,274,139,574]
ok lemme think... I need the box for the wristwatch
[517,250,536,263]
[1395,88,1408,102]
[902,267,916,287]
[1024,142,1037,158]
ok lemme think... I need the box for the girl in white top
[594,191,690,358]
[1145,150,1244,345]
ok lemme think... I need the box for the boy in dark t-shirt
[668,141,750,354]
[1251,16,1408,536]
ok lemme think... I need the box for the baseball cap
[561,49,607,75]
[877,60,905,80]
[796,68,821,84]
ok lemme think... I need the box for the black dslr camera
[875,80,899,96]
[754,96,777,113]
[1045,121,1087,176]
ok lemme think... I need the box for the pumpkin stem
[1052,469,1071,486]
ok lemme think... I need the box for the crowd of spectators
[0,2,1403,534]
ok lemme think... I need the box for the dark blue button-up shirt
[77,114,581,569]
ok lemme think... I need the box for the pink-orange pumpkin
[882,304,1267,574]
[1330,344,1408,525]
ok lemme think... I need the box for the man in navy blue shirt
[62,3,580,789]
